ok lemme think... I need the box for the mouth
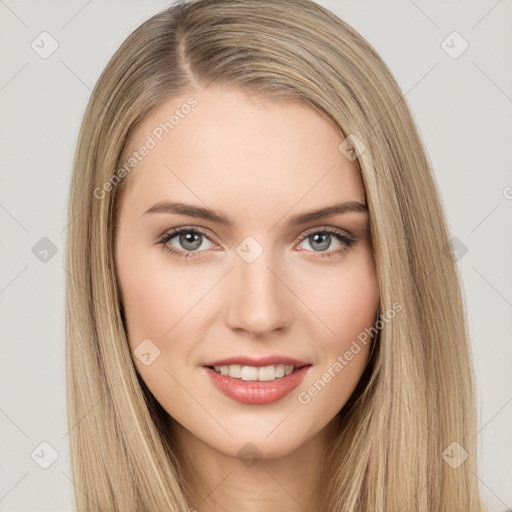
[202,362,312,405]
[205,363,311,382]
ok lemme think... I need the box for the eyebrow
[143,200,368,228]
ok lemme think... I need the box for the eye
[156,226,356,260]
[157,226,216,259]
[295,228,355,260]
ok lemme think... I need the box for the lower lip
[203,365,311,405]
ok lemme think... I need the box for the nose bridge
[226,241,292,335]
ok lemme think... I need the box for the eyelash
[156,226,356,261]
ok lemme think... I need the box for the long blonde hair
[65,0,484,510]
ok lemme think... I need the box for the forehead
[118,87,365,219]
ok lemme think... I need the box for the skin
[114,87,379,512]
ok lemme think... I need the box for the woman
[65,0,484,510]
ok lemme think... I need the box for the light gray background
[1,1,511,510]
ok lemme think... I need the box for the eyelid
[298,225,353,240]
[157,225,217,244]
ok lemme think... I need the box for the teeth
[241,366,258,381]
[212,364,298,381]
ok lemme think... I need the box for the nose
[225,250,293,337]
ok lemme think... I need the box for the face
[114,87,379,460]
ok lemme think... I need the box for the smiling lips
[202,355,312,405]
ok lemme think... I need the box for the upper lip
[202,355,311,368]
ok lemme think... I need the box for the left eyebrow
[288,201,368,226]
[143,200,368,228]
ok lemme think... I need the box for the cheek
[294,248,378,413]
[115,238,221,389]
[298,247,379,344]
[118,262,176,348]
[115,245,203,405]
[115,233,182,396]
[116,230,208,349]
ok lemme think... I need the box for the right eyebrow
[143,201,234,228]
